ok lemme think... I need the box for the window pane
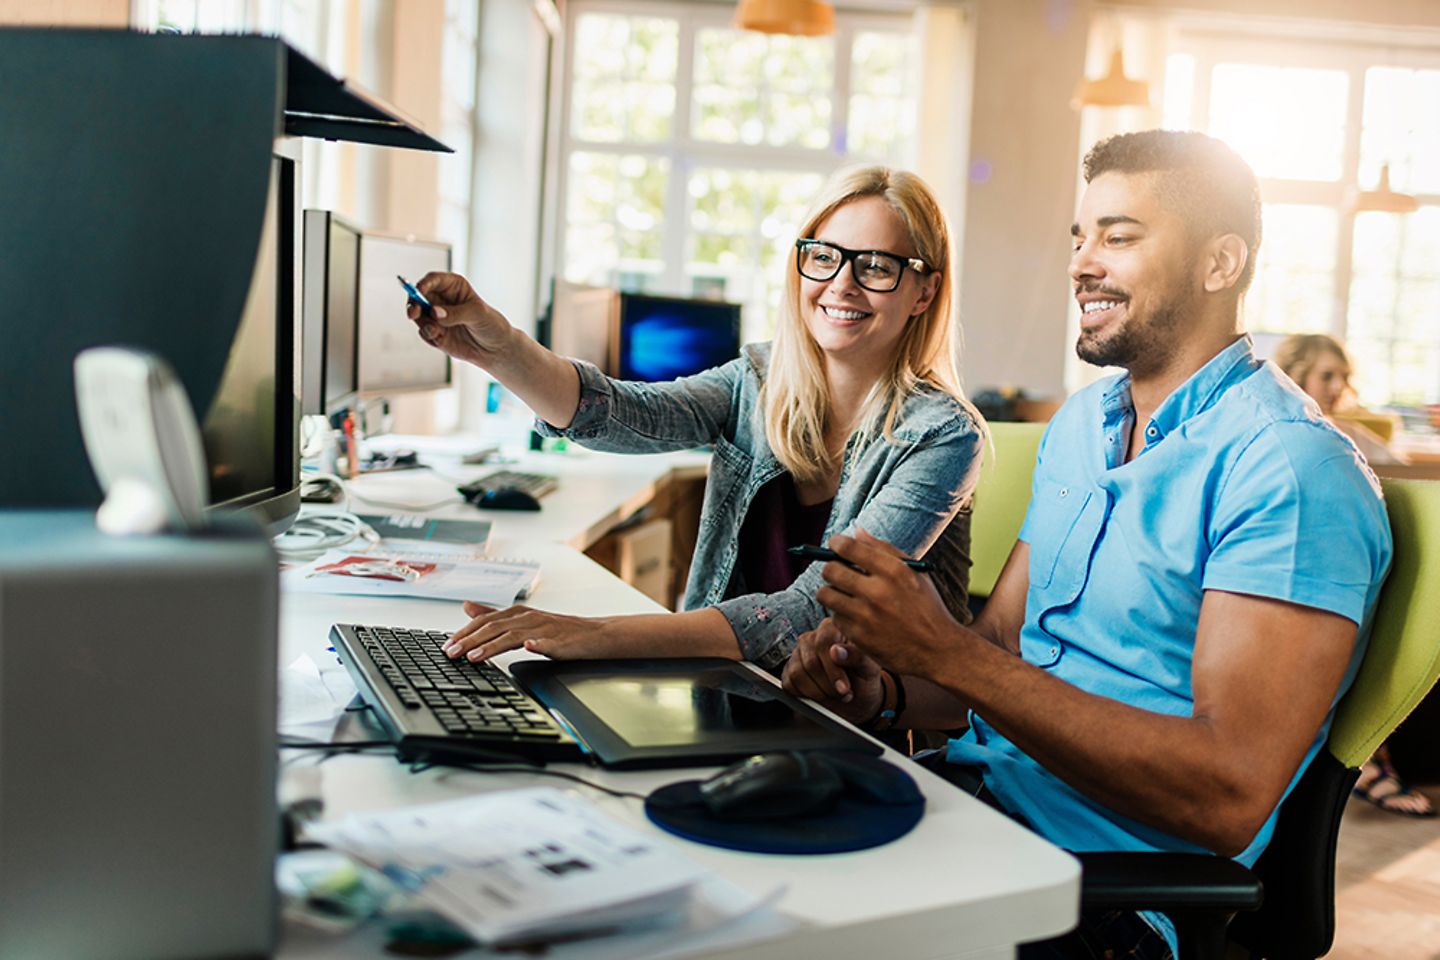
[1162,53,1195,130]
[692,28,832,148]
[571,14,677,143]
[1208,64,1348,181]
[687,168,824,341]
[1360,67,1440,196]
[1245,204,1337,334]
[1346,209,1440,405]
[848,32,916,160]
[564,152,669,285]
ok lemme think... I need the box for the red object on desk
[343,413,358,480]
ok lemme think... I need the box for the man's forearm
[925,625,1269,855]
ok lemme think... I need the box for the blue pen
[397,275,433,316]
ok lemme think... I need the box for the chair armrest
[1078,852,1264,913]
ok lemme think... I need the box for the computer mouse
[472,487,542,511]
[698,751,843,821]
[818,750,924,806]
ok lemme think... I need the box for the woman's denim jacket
[536,342,983,670]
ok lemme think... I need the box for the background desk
[280,450,1079,959]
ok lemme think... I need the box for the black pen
[788,544,934,573]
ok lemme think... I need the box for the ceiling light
[1072,48,1150,109]
[734,0,835,36]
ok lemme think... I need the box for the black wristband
[866,669,901,732]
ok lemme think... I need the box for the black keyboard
[460,470,558,499]
[329,623,583,764]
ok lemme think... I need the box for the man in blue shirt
[782,130,1392,960]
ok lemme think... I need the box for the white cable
[273,511,379,562]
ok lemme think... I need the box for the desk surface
[279,450,1079,960]
[343,447,710,551]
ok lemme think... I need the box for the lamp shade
[1354,164,1420,214]
[734,0,835,36]
[1072,48,1150,109]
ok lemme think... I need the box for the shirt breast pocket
[701,436,753,530]
[1025,480,1093,590]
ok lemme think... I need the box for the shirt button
[1146,426,1158,438]
[1059,487,1069,498]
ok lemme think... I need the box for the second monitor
[356,232,452,396]
[614,293,742,382]
[550,285,742,382]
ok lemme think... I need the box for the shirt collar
[1147,335,1257,441]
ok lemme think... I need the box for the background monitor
[549,281,617,371]
[614,293,742,382]
[301,209,361,415]
[356,231,452,395]
[201,145,302,534]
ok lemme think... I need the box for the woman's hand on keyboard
[443,601,616,663]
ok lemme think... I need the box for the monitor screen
[301,210,361,415]
[615,293,742,382]
[201,151,301,533]
[356,232,452,394]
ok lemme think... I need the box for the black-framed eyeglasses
[794,239,930,293]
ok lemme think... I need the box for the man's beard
[1076,294,1186,375]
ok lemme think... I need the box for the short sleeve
[1203,421,1391,626]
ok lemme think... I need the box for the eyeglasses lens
[798,243,903,292]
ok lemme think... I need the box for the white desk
[278,452,1079,960]
[343,446,710,550]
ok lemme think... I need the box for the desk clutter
[300,788,775,950]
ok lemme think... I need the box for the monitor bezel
[205,139,302,535]
[301,208,363,417]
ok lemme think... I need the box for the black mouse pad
[644,759,925,855]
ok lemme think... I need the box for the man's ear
[911,271,942,317]
[1203,234,1248,294]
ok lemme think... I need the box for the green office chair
[969,421,1046,599]
[1078,477,1440,960]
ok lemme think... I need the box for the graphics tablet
[508,658,883,769]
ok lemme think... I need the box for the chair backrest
[1329,477,1440,767]
[968,421,1046,598]
[1232,477,1440,960]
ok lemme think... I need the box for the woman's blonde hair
[1274,333,1350,387]
[762,165,976,483]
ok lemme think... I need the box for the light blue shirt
[948,336,1391,905]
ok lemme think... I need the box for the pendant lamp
[734,0,835,36]
[1354,163,1419,214]
[1072,48,1150,109]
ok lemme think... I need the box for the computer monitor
[550,281,617,371]
[613,293,742,382]
[301,209,361,415]
[200,144,302,534]
[356,231,452,395]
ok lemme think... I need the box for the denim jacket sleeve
[712,412,983,669]
[533,357,745,453]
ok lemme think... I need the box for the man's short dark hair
[1083,131,1262,294]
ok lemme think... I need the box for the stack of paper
[286,549,541,606]
[307,789,714,947]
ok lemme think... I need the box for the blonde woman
[408,165,985,672]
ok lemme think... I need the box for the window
[1167,39,1440,407]
[555,2,919,342]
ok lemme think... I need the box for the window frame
[551,0,917,333]
[1168,28,1440,404]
